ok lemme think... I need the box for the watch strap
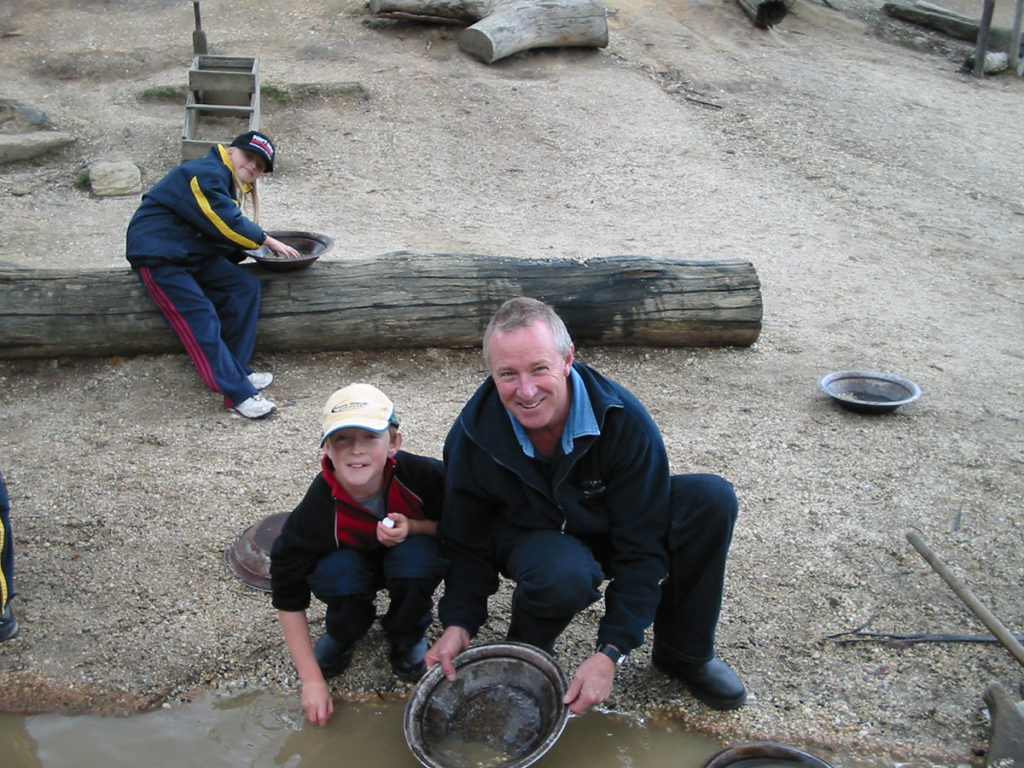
[596,643,628,666]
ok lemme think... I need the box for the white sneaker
[248,371,274,390]
[233,393,277,419]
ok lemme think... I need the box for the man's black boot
[652,644,747,710]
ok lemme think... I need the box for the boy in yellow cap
[270,384,446,725]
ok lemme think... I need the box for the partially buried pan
[701,742,836,768]
[225,512,287,591]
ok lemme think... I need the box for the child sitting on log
[125,131,300,419]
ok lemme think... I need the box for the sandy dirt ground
[1,0,1023,766]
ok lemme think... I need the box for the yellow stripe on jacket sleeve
[189,176,262,249]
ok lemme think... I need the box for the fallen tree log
[883,1,1024,54]
[369,0,608,63]
[0,252,762,360]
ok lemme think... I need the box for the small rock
[0,131,74,165]
[0,99,53,133]
[89,158,142,197]
[963,50,1009,74]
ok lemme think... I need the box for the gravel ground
[1,1,1023,766]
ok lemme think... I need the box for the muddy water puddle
[1,690,723,768]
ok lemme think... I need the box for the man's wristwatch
[596,642,628,666]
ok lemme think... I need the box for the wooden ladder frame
[181,55,261,163]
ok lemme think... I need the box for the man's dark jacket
[439,362,671,654]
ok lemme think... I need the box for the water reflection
[2,717,42,768]
[0,691,720,768]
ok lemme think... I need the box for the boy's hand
[377,514,408,546]
[301,679,334,726]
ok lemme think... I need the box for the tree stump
[735,0,796,28]
[369,0,609,63]
[0,252,762,360]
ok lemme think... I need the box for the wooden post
[1011,0,1024,72]
[974,0,996,76]
[0,252,762,359]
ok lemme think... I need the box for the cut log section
[0,252,762,360]
[369,0,609,63]
[735,0,796,28]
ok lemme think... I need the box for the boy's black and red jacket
[269,450,443,612]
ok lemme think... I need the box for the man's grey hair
[482,297,574,369]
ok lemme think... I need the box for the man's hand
[425,626,472,680]
[563,652,617,715]
[301,679,335,726]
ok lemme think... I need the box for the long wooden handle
[907,531,1024,669]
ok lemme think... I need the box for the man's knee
[667,474,738,554]
[671,474,737,524]
[517,560,601,615]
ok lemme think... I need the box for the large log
[369,0,609,64]
[0,252,762,360]
[883,1,1024,54]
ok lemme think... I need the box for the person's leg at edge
[0,470,17,642]
[501,529,603,655]
[306,548,380,678]
[652,473,746,709]
[381,535,448,681]
[136,264,259,409]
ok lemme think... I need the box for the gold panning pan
[224,512,287,592]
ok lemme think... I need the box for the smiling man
[426,296,746,714]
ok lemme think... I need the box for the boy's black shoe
[0,604,18,642]
[651,644,747,710]
[389,636,428,683]
[314,633,354,679]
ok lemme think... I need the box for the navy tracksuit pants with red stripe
[137,257,261,408]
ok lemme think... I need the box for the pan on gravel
[819,369,922,414]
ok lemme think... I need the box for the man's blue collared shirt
[507,367,600,458]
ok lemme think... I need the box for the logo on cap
[249,134,274,160]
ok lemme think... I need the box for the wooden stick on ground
[824,615,1024,646]
[906,531,1024,669]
